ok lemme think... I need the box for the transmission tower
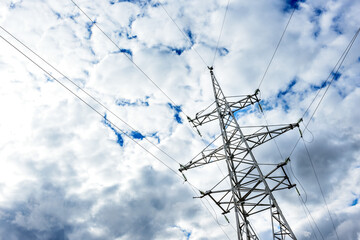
[180,67,299,240]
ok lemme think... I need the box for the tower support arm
[188,91,261,129]
[241,123,299,150]
[179,145,225,171]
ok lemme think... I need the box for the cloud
[0,0,359,239]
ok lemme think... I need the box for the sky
[0,0,359,239]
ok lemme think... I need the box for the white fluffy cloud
[0,0,359,239]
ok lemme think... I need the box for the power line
[188,185,232,240]
[298,198,320,240]
[0,23,185,190]
[257,97,310,206]
[70,0,204,138]
[0,31,180,178]
[69,1,246,235]
[46,2,357,237]
[257,7,296,90]
[277,27,360,240]
[302,138,340,240]
[70,0,180,108]
[288,156,308,203]
[0,28,234,240]
[0,25,182,167]
[304,30,359,126]
[298,194,325,240]
[158,2,209,67]
[301,28,360,121]
[254,26,360,238]
[256,93,318,240]
[279,28,360,240]
[288,27,360,158]
[212,0,231,67]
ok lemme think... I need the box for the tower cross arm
[179,144,225,171]
[188,90,261,129]
[227,89,261,113]
[242,122,300,150]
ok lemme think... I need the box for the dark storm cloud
[92,166,198,239]
[0,167,198,240]
[292,131,360,201]
[0,182,93,240]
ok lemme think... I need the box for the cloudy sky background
[0,0,359,239]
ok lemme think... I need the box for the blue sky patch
[218,47,229,56]
[129,15,137,27]
[311,80,328,91]
[85,21,96,40]
[68,13,80,22]
[336,87,347,99]
[332,71,341,81]
[89,46,96,56]
[131,131,145,140]
[9,2,16,9]
[168,103,183,124]
[314,8,323,16]
[102,114,124,147]
[45,75,54,82]
[150,132,160,143]
[313,28,321,38]
[310,72,341,91]
[169,47,186,55]
[234,104,257,118]
[351,198,358,206]
[110,0,151,7]
[116,97,149,107]
[183,230,191,240]
[166,29,196,55]
[332,24,343,35]
[126,32,137,39]
[277,79,297,98]
[283,0,305,12]
[114,48,133,57]
[173,226,191,240]
[185,29,195,45]
[310,8,324,38]
[116,28,137,40]
[332,15,343,35]
[275,79,297,112]
[259,100,274,112]
[53,11,61,19]
[151,2,160,7]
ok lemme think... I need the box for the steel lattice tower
[180,67,299,240]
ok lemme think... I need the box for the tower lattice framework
[180,67,299,240]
